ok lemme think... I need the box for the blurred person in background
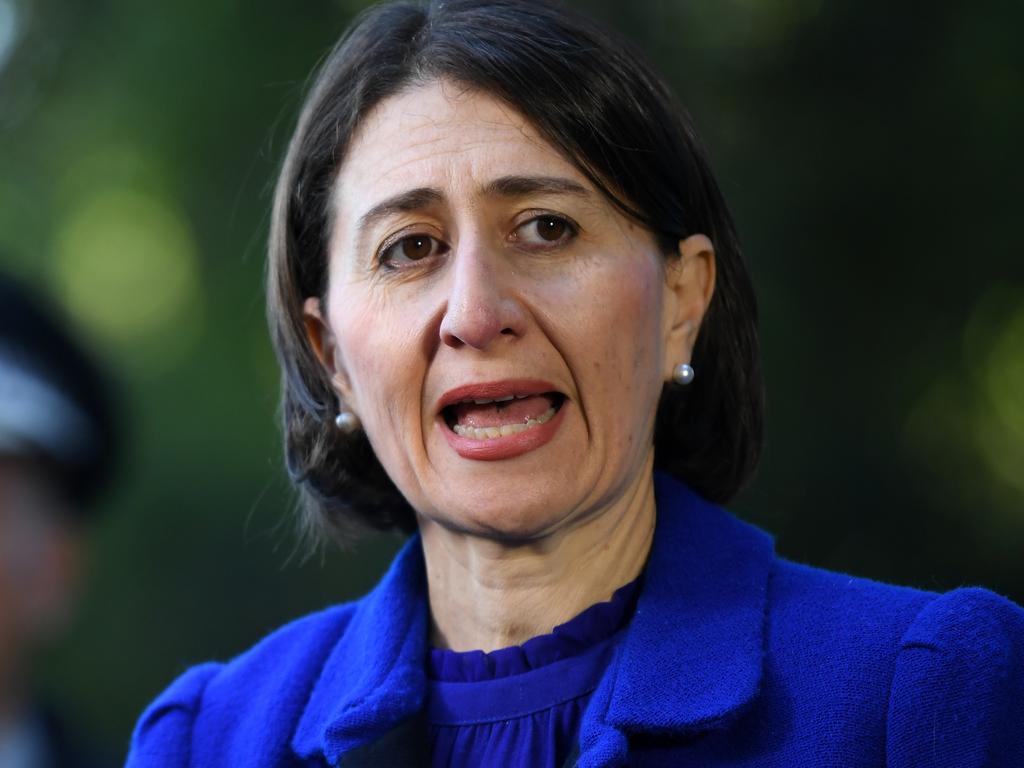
[128,1,1024,766]
[0,273,117,768]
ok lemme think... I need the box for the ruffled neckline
[427,576,641,683]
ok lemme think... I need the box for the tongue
[452,394,556,428]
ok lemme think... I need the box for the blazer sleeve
[125,662,222,768]
[886,587,1024,768]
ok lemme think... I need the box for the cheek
[532,249,665,437]
[571,258,664,384]
[331,295,421,423]
[603,268,664,411]
[587,265,665,457]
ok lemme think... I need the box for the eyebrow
[356,187,445,241]
[353,175,592,244]
[480,175,590,199]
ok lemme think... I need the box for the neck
[420,465,656,652]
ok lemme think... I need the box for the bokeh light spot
[51,186,202,371]
[977,301,1024,492]
[903,286,1024,525]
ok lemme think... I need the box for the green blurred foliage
[0,0,1021,756]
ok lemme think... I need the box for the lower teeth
[452,406,556,440]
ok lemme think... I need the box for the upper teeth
[470,394,521,405]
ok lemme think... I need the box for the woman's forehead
[334,80,588,211]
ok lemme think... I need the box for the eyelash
[376,213,579,269]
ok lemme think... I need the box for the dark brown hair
[267,0,764,546]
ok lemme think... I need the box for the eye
[379,233,448,267]
[514,214,577,248]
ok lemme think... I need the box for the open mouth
[442,392,566,441]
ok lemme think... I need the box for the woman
[128,1,1024,766]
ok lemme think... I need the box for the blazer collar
[291,534,430,765]
[291,473,774,765]
[577,475,773,765]
[606,473,773,733]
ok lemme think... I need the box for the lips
[436,378,568,461]
[436,379,563,412]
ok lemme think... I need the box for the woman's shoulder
[886,585,1024,764]
[126,601,359,767]
[768,555,1024,684]
[126,536,430,767]
[764,557,1024,764]
[770,554,1024,648]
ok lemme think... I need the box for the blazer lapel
[291,536,430,767]
[577,473,774,766]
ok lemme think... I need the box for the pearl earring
[672,363,695,386]
[335,410,360,433]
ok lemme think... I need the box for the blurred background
[0,0,1021,759]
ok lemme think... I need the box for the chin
[427,492,576,543]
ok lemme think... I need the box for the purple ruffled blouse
[426,577,641,768]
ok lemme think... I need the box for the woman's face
[307,79,709,540]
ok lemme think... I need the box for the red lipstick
[436,379,567,461]
[436,379,560,411]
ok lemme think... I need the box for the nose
[439,242,526,350]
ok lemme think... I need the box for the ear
[662,233,716,380]
[302,296,357,408]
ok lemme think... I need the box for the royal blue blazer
[126,474,1024,766]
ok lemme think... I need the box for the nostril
[439,295,524,349]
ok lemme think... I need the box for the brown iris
[401,235,433,260]
[536,216,566,241]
